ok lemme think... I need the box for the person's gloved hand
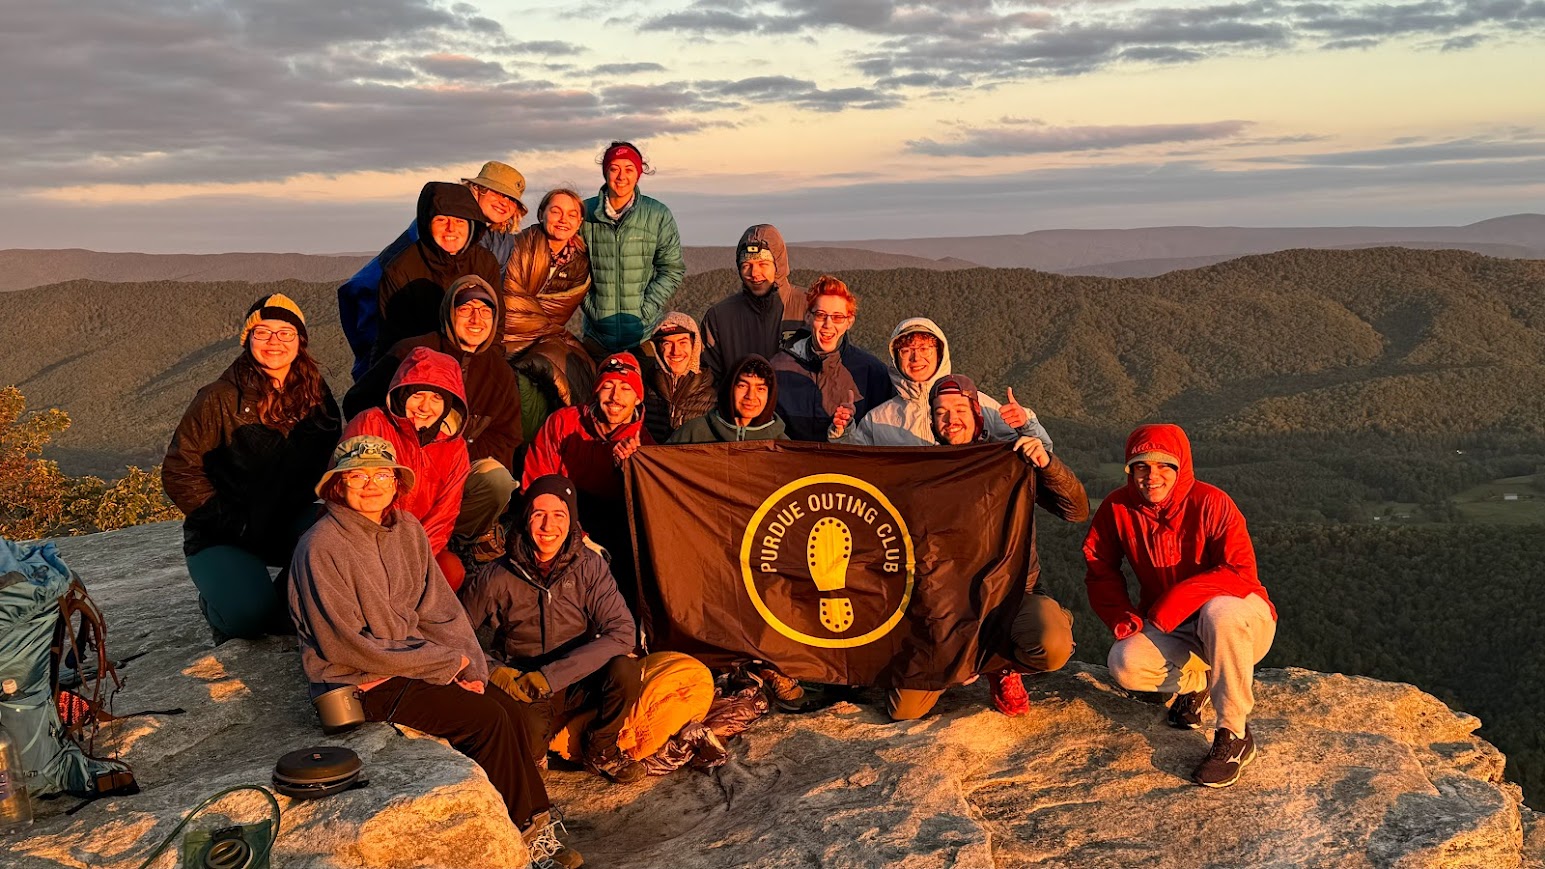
[491,666,551,702]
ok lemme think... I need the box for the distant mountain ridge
[3,214,1538,290]
[0,245,976,293]
[808,213,1545,274]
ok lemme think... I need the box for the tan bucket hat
[463,161,527,208]
[316,435,415,496]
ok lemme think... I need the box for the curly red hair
[805,275,857,315]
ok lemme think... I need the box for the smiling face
[806,295,855,353]
[1129,461,1179,505]
[404,390,445,431]
[656,332,694,376]
[472,185,519,226]
[739,258,776,295]
[247,317,300,381]
[732,373,769,424]
[894,333,941,383]
[342,469,398,523]
[931,394,977,445]
[452,299,493,351]
[606,160,640,203]
[429,215,469,254]
[542,193,582,244]
[527,493,571,562]
[596,379,640,425]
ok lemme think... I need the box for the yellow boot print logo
[808,517,854,632]
[740,474,915,649]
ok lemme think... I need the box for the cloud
[590,62,669,75]
[908,120,1255,157]
[8,134,1539,250]
[642,0,1545,84]
[697,76,903,111]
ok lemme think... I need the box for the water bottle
[0,678,34,833]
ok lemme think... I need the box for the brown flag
[624,441,1038,690]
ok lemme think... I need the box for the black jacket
[162,360,341,560]
[344,276,523,466]
[374,182,500,362]
[699,225,807,381]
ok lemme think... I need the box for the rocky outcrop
[11,521,1544,868]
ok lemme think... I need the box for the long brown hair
[236,334,332,427]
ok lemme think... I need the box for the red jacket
[1083,424,1275,636]
[344,347,470,554]
[522,403,654,502]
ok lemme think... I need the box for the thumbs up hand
[999,387,1030,430]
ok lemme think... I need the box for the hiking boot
[1192,725,1257,788]
[1167,690,1208,730]
[470,522,506,564]
[587,749,647,785]
[522,810,584,868]
[758,667,807,710]
[988,669,1030,717]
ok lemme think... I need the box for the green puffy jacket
[579,187,686,353]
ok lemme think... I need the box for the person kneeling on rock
[888,375,1086,721]
[288,436,580,866]
[1083,423,1278,789]
[460,474,649,784]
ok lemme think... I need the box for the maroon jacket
[1083,424,1275,636]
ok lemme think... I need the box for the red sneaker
[989,669,1030,716]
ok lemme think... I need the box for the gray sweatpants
[1106,593,1275,735]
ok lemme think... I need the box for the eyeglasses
[810,312,852,325]
[455,303,494,321]
[341,469,397,489]
[472,185,518,207]
[250,327,298,344]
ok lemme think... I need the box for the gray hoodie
[289,501,486,698]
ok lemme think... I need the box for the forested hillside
[4,246,1543,803]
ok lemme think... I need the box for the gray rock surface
[9,520,1544,868]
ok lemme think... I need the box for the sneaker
[1166,690,1208,730]
[522,810,584,868]
[988,669,1030,717]
[1191,725,1257,788]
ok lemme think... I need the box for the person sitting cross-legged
[886,374,1087,722]
[460,474,648,785]
[1083,423,1278,789]
[287,435,580,867]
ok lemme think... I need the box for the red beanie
[602,143,643,176]
[595,352,644,398]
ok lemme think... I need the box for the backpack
[0,537,137,799]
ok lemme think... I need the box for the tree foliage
[0,386,180,540]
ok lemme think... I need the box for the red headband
[603,144,643,176]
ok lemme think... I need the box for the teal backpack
[0,537,138,799]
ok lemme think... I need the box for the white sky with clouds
[1,0,1541,252]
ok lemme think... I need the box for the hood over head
[440,274,503,355]
[718,353,778,426]
[1123,423,1196,507]
[887,317,952,400]
[387,346,469,439]
[414,181,487,259]
[649,311,702,374]
[928,373,986,444]
[736,224,790,297]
